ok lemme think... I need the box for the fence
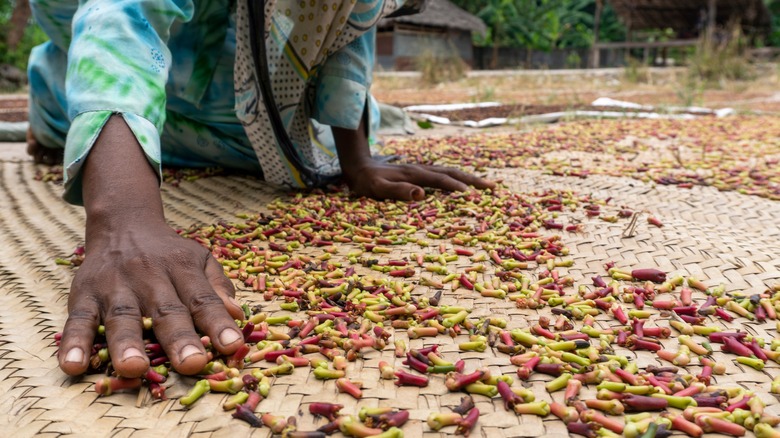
[473,46,627,70]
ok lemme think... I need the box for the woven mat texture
[1,146,780,437]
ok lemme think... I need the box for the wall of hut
[376,24,475,71]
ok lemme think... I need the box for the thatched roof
[609,0,770,35]
[379,0,487,35]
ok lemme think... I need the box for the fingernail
[121,347,145,363]
[219,329,242,346]
[65,348,84,364]
[180,345,203,361]
[229,297,241,309]
[410,188,424,199]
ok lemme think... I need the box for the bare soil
[373,67,780,115]
[6,66,780,124]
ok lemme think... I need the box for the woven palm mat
[1,158,780,438]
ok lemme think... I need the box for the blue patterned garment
[28,0,401,204]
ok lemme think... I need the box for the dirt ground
[372,66,780,115]
[3,65,780,125]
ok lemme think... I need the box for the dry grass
[372,65,780,112]
[414,49,468,85]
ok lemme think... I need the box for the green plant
[623,57,649,84]
[414,45,467,85]
[565,51,582,69]
[0,1,48,86]
[675,73,704,107]
[687,24,753,85]
[764,0,780,47]
[470,85,496,103]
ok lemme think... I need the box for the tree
[764,0,780,46]
[474,0,521,68]
[547,0,595,49]
[473,0,597,66]
[6,0,31,51]
[0,0,47,74]
[450,0,626,50]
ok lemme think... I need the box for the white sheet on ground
[401,97,734,128]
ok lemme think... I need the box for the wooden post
[706,0,717,42]
[590,0,603,68]
[625,2,633,66]
[6,0,31,51]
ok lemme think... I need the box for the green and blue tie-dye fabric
[28,0,397,204]
[32,0,199,204]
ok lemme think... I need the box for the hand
[343,159,496,201]
[26,127,64,165]
[57,114,244,378]
[59,219,246,377]
[332,110,495,201]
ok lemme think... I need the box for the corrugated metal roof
[609,0,770,34]
[379,0,487,35]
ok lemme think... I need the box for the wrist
[84,164,166,234]
[333,111,373,179]
[82,114,167,242]
[85,203,167,246]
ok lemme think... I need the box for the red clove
[95,377,142,396]
[395,369,429,387]
[631,268,667,283]
[309,402,343,421]
[455,406,479,436]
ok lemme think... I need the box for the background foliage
[765,0,780,46]
[0,0,778,82]
[450,0,625,50]
[0,0,47,73]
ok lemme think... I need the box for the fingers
[102,289,149,378]
[26,128,38,157]
[399,165,470,193]
[170,265,244,357]
[204,256,245,321]
[43,150,64,165]
[365,177,425,201]
[60,292,100,376]
[145,285,210,375]
[26,130,65,165]
[427,165,497,190]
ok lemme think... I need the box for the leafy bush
[687,25,753,84]
[0,1,49,79]
[623,58,649,84]
[765,0,780,47]
[414,47,468,85]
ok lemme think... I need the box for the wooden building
[376,0,487,71]
[608,0,771,38]
[591,0,772,67]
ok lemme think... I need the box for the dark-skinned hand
[57,115,244,378]
[59,220,246,377]
[333,112,496,200]
[343,159,496,201]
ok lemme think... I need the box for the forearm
[333,110,372,174]
[83,115,165,245]
[63,119,244,379]
[61,0,193,205]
